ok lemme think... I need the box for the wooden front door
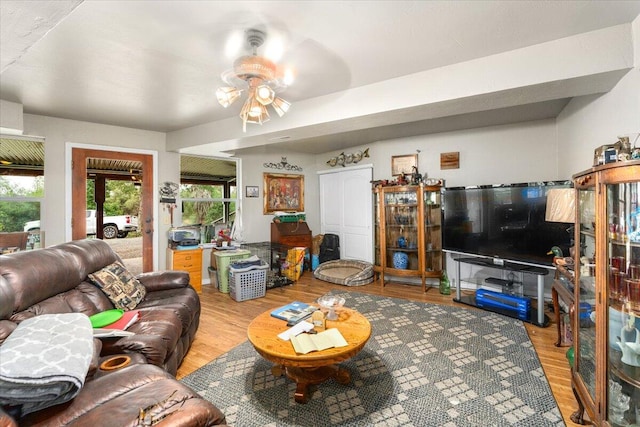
[71,148,154,272]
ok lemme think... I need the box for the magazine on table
[271,301,317,323]
[103,310,140,330]
[290,328,348,354]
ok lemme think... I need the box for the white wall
[237,149,319,243]
[0,100,24,134]
[317,119,563,187]
[313,119,564,293]
[233,119,562,264]
[557,16,640,175]
[22,114,177,269]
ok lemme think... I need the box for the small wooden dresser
[166,247,203,292]
[270,222,312,251]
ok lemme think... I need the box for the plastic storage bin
[207,266,218,288]
[213,249,251,293]
[229,262,268,302]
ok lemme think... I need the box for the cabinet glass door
[423,187,442,274]
[577,187,597,404]
[374,190,380,266]
[384,189,419,271]
[606,181,639,426]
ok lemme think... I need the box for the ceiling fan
[215,28,293,132]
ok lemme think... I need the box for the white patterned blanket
[0,313,94,416]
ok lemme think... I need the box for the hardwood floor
[177,275,582,426]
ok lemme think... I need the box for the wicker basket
[229,262,268,302]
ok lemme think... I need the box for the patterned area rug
[181,291,564,426]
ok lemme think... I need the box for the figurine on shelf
[371,179,390,188]
[608,380,630,425]
[547,246,574,268]
[410,166,422,185]
[395,173,408,186]
[617,311,640,367]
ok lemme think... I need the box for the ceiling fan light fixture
[217,28,291,132]
[271,97,290,117]
[239,93,270,132]
[216,86,241,108]
[255,84,275,105]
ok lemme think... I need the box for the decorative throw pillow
[88,261,146,310]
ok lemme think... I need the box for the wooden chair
[0,232,29,251]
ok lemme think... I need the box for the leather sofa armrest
[99,334,165,367]
[136,271,190,292]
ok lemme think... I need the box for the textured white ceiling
[1,1,639,153]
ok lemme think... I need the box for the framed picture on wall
[246,186,259,198]
[391,154,418,176]
[263,173,304,214]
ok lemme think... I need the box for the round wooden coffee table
[247,306,371,403]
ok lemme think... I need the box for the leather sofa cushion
[7,285,108,324]
[99,309,182,366]
[137,270,190,292]
[0,240,120,314]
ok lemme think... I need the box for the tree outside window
[180,183,237,241]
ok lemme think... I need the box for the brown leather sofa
[1,343,227,426]
[0,239,227,426]
[0,239,198,375]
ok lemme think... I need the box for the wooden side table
[247,307,371,403]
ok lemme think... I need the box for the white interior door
[319,165,373,263]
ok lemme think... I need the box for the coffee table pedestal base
[272,364,351,403]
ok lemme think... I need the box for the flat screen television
[442,181,573,267]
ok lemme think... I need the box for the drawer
[174,260,200,272]
[279,235,312,248]
[173,251,201,264]
[173,252,201,269]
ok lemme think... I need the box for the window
[0,137,45,250]
[179,155,238,242]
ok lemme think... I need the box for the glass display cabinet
[423,185,443,278]
[373,184,443,291]
[571,160,639,426]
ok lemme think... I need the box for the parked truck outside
[24,209,139,239]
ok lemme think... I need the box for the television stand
[450,254,550,327]
[484,277,520,287]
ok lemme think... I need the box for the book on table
[271,301,317,323]
[290,328,348,355]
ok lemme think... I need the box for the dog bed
[313,259,374,286]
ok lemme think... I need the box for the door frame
[66,143,159,271]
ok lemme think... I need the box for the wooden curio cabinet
[373,184,443,291]
[571,160,640,426]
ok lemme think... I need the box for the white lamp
[545,188,575,224]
